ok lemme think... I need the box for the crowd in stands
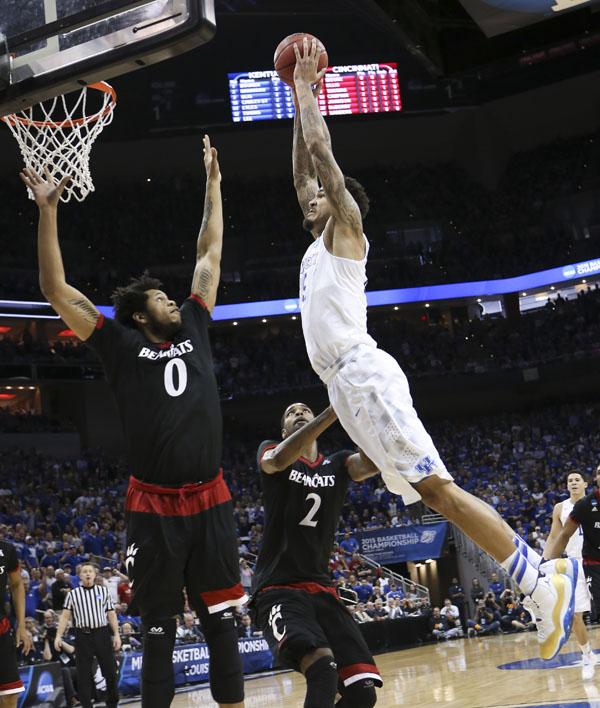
[1,284,599,402]
[0,407,75,433]
[1,130,599,303]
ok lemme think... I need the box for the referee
[55,564,121,708]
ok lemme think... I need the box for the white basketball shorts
[323,344,452,505]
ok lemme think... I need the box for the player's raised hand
[293,36,327,89]
[203,135,221,183]
[19,166,71,209]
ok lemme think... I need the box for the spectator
[237,614,261,639]
[448,577,467,628]
[488,572,504,601]
[468,600,501,637]
[354,603,373,623]
[176,613,203,644]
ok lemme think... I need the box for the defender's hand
[20,167,71,209]
[203,135,221,183]
[16,626,33,655]
[293,37,327,89]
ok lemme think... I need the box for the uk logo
[415,456,436,476]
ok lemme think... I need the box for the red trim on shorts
[125,471,230,516]
[200,582,246,608]
[189,294,209,311]
[260,581,339,601]
[298,454,324,468]
[0,680,24,691]
[339,663,381,681]
[0,617,10,636]
[95,314,105,329]
[583,558,600,566]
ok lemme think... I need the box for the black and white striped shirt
[64,584,114,629]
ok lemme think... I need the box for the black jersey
[86,295,221,485]
[0,541,19,622]
[571,489,600,562]
[252,440,353,595]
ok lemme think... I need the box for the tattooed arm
[191,135,223,312]
[292,89,319,217]
[21,168,100,341]
[293,38,364,252]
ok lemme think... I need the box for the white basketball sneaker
[522,573,575,661]
[582,652,596,681]
[539,557,579,587]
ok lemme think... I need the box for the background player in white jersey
[291,35,576,661]
[546,472,595,679]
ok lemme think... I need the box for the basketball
[274,32,328,87]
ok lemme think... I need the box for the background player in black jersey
[0,540,32,706]
[253,402,382,708]
[22,137,246,708]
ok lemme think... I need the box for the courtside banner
[118,639,273,694]
[18,663,64,708]
[356,523,448,563]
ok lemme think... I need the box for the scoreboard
[228,62,402,122]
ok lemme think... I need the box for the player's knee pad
[140,617,176,708]
[202,609,244,705]
[304,655,339,708]
[336,679,378,708]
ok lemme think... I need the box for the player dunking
[253,403,382,708]
[0,539,32,707]
[21,137,246,708]
[545,472,596,679]
[290,36,576,661]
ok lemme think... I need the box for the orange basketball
[274,33,328,87]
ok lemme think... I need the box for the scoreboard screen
[228,62,402,123]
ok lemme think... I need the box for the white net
[1,82,116,203]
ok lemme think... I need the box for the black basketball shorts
[0,621,24,697]
[124,472,246,619]
[255,583,382,688]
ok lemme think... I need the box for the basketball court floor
[127,629,600,708]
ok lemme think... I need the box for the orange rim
[3,81,117,129]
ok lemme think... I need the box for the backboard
[0,0,216,115]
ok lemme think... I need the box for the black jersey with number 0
[0,541,19,622]
[571,489,600,562]
[86,295,221,485]
[252,440,353,595]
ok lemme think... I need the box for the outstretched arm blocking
[192,135,223,312]
[21,168,100,341]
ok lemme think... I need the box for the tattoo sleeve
[67,298,99,324]
[293,113,318,216]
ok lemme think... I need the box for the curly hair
[344,176,370,220]
[111,272,163,328]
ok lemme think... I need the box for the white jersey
[299,234,376,379]
[560,498,583,559]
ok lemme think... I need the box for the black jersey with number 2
[252,441,353,595]
[0,541,19,623]
[86,295,221,485]
[571,489,600,562]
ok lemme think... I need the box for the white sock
[501,549,539,595]
[513,534,542,569]
[581,642,592,655]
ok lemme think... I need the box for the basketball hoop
[1,82,116,203]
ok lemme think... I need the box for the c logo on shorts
[268,604,286,642]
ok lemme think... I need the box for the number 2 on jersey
[299,493,322,527]
[164,359,188,397]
